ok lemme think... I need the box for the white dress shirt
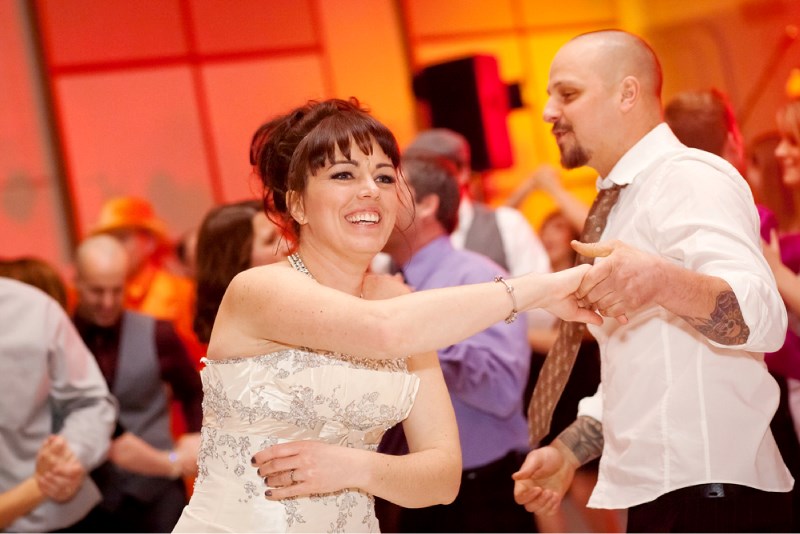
[577,123,793,509]
[452,198,552,279]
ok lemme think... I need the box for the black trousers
[769,372,800,532]
[377,451,537,533]
[59,478,187,533]
[626,483,793,533]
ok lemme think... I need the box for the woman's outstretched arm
[211,263,600,360]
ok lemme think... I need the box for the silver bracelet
[494,276,518,324]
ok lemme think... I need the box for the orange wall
[1,0,799,276]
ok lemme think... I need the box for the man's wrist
[651,256,671,308]
[166,450,182,479]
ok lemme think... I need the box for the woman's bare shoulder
[234,261,293,281]
[226,262,298,293]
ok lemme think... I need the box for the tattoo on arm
[557,416,603,466]
[681,290,750,345]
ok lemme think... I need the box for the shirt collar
[597,122,683,190]
[457,196,474,230]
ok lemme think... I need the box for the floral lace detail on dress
[183,348,419,533]
[200,350,414,443]
[195,427,277,500]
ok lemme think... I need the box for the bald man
[70,235,203,532]
[515,30,793,532]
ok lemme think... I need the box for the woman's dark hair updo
[249,98,401,248]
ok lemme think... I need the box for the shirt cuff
[577,387,603,423]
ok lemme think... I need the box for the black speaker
[413,55,514,171]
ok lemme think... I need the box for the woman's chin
[783,169,800,188]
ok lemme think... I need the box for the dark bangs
[289,111,400,189]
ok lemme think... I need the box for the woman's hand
[35,436,67,476]
[252,441,365,500]
[536,264,603,326]
[762,229,784,272]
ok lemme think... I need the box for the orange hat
[90,196,169,242]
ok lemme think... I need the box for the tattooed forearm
[556,416,603,466]
[680,290,750,345]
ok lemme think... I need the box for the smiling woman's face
[291,140,400,258]
[776,105,800,187]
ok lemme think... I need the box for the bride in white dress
[172,98,600,533]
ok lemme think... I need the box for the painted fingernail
[264,477,269,486]
[250,456,256,465]
[265,490,272,497]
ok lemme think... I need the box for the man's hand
[108,431,151,472]
[538,264,604,326]
[572,239,666,323]
[110,431,200,479]
[527,164,563,196]
[512,441,578,516]
[174,433,201,477]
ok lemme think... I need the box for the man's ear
[416,193,440,221]
[620,76,640,111]
[723,130,745,170]
[286,190,306,224]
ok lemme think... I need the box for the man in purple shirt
[378,153,535,532]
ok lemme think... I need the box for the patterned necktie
[527,183,625,445]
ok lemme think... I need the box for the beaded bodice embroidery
[177,347,419,533]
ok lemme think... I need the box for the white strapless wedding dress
[172,348,419,533]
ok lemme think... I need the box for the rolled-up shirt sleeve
[644,156,787,353]
[577,383,603,423]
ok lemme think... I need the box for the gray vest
[463,203,509,271]
[99,311,176,504]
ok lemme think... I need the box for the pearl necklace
[288,252,314,280]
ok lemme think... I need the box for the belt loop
[703,483,725,498]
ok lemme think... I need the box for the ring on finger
[289,469,296,484]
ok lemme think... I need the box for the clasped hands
[568,239,664,324]
[35,435,86,503]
